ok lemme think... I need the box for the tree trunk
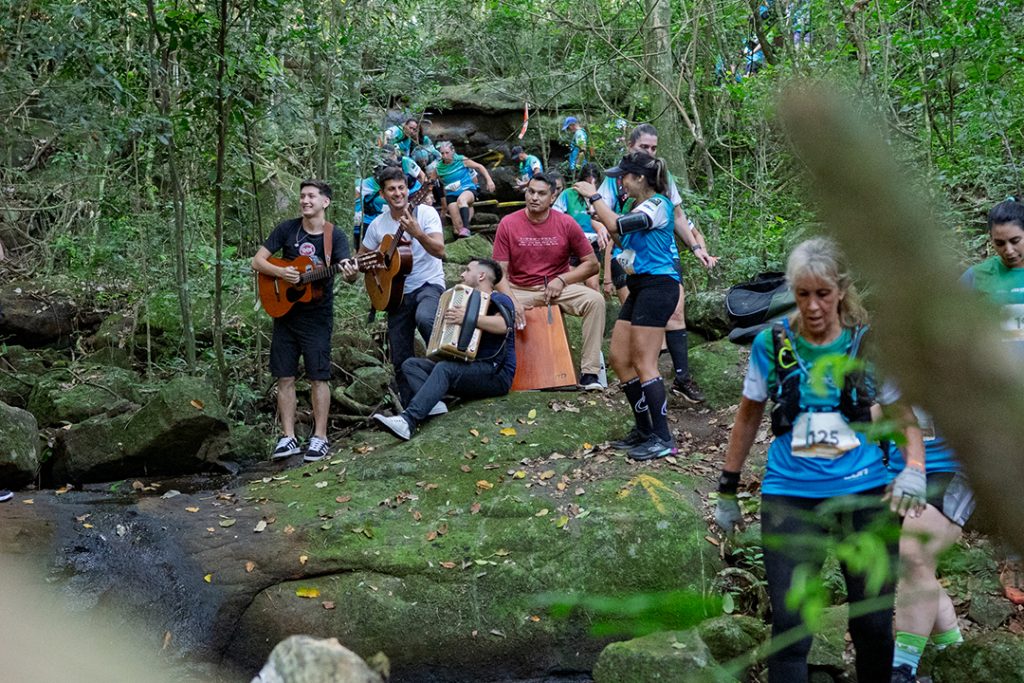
[146,0,196,370]
[212,0,230,401]
[644,0,690,187]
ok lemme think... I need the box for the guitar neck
[299,259,353,284]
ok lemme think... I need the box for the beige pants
[509,283,606,375]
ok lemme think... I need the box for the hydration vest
[769,321,875,437]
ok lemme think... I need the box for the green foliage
[543,590,722,638]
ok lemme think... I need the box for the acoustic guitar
[258,255,366,318]
[361,222,413,313]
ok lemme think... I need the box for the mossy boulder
[697,614,768,666]
[688,340,747,410]
[685,289,731,341]
[49,376,229,484]
[807,605,848,670]
[443,234,492,265]
[593,630,732,682]
[929,632,1024,682]
[227,391,717,681]
[343,366,391,407]
[0,401,40,488]
[27,366,142,427]
[0,282,80,345]
[90,312,136,350]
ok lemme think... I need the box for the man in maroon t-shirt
[493,173,605,390]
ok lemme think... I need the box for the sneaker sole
[373,414,411,441]
[0,492,13,503]
[303,454,328,462]
[578,383,604,391]
[671,387,704,404]
[628,448,676,461]
[271,448,301,461]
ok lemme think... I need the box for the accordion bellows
[426,285,490,361]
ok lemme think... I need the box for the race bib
[1002,303,1024,340]
[615,249,636,275]
[445,180,462,192]
[791,411,860,459]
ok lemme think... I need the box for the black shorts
[270,306,334,381]
[926,471,975,528]
[617,274,680,327]
[445,188,479,204]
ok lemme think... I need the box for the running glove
[714,497,743,535]
[887,466,927,516]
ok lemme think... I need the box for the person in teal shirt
[553,163,608,292]
[510,145,543,190]
[562,116,588,176]
[383,118,440,163]
[430,141,495,239]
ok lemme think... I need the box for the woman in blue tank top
[712,237,927,683]
[576,151,681,461]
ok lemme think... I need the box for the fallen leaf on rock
[22,499,33,505]
[284,525,296,534]
[575,488,585,496]
[426,531,438,541]
[190,399,205,410]
[490,629,506,638]
[336,496,351,504]
[535,508,549,517]
[555,515,569,529]
[705,536,720,547]
[204,574,212,583]
[320,522,333,530]
[412,510,423,521]
[513,470,526,479]
[527,409,537,420]
[424,483,438,491]
[206,527,215,533]
[162,631,172,650]
[295,587,320,599]
[314,481,328,489]
[469,428,480,437]
[219,519,236,528]
[583,442,593,449]
[322,601,336,610]
[161,490,181,499]
[499,427,517,437]
[476,480,494,490]
[245,561,256,573]
[82,523,94,529]
[254,520,267,533]
[440,561,457,569]
[529,615,541,622]
[131,481,144,491]
[556,482,567,492]
[299,555,309,565]
[480,436,490,444]
[55,485,73,495]
[460,465,471,473]
[470,502,481,514]
[438,523,448,535]
[75,513,91,522]
[539,470,556,480]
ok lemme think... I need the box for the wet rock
[0,401,40,488]
[930,632,1024,682]
[89,312,136,350]
[50,376,229,484]
[968,592,1014,628]
[252,635,384,683]
[444,234,493,265]
[28,366,141,427]
[592,630,732,682]
[0,282,81,345]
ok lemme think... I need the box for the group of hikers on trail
[237,99,1024,683]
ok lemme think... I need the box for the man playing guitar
[251,180,358,462]
[359,165,446,405]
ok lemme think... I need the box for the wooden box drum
[510,306,576,391]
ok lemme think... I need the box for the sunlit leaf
[295,587,320,599]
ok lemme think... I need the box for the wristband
[718,470,741,496]
[556,275,567,287]
[588,194,603,205]
[690,244,704,253]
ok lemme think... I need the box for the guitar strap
[323,222,334,267]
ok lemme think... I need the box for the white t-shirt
[362,204,446,294]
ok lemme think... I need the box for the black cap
[510,145,523,158]
[604,157,650,178]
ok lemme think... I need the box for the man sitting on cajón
[492,172,604,390]
[372,259,515,440]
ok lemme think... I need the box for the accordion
[426,285,490,361]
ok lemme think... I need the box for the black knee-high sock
[666,329,689,380]
[621,377,652,435]
[459,206,471,230]
[641,377,672,441]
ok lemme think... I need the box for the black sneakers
[271,436,301,460]
[672,376,705,403]
[610,428,649,450]
[303,436,331,462]
[627,435,677,461]
[578,373,603,391]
